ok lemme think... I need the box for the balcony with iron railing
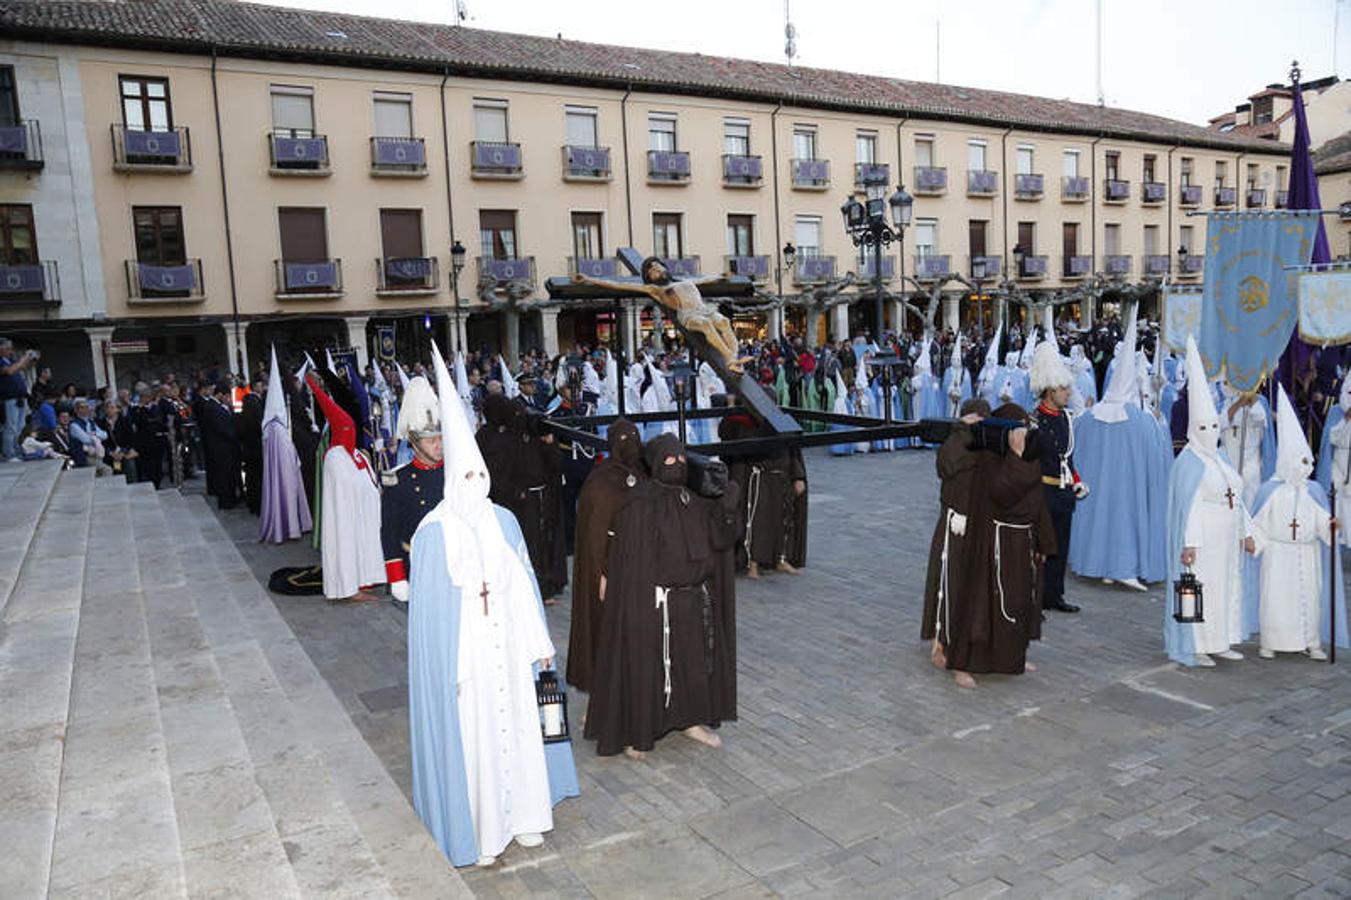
[1104,179,1130,203]
[1014,173,1044,199]
[1103,254,1132,276]
[793,255,836,284]
[375,257,439,295]
[722,154,763,187]
[1144,254,1171,275]
[561,145,612,181]
[854,162,890,188]
[1179,254,1204,276]
[790,158,830,190]
[470,141,524,179]
[859,254,896,281]
[1247,188,1267,208]
[126,259,205,303]
[1141,181,1167,204]
[912,166,947,194]
[1215,186,1237,207]
[477,256,537,287]
[268,131,330,175]
[0,120,43,171]
[1061,176,1090,201]
[0,260,59,305]
[1179,184,1203,206]
[968,255,1003,279]
[369,137,427,176]
[1063,255,1093,278]
[1275,190,1289,208]
[725,255,770,281]
[913,254,951,280]
[568,256,619,278]
[112,125,192,172]
[648,150,691,183]
[1017,255,1047,279]
[274,259,343,299]
[967,169,998,195]
[658,256,701,278]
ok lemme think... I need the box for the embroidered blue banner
[1199,211,1319,390]
[377,326,396,361]
[1297,268,1351,346]
[1162,286,1203,353]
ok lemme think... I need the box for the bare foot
[682,725,723,748]
[930,640,947,669]
[543,596,559,606]
[747,561,760,579]
[1024,662,1038,672]
[623,746,647,761]
[775,559,799,575]
[333,589,380,605]
[953,671,976,689]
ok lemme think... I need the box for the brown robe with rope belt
[921,421,982,644]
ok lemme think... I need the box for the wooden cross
[480,580,490,616]
[1290,517,1300,540]
[1224,487,1236,510]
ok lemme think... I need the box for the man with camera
[0,338,38,462]
[1029,342,1088,613]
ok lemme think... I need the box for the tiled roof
[0,0,1290,155]
[1313,130,1351,175]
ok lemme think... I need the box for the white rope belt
[993,519,1033,624]
[655,586,672,708]
[936,508,956,644]
[743,466,763,561]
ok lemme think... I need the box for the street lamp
[1176,244,1189,275]
[776,242,796,338]
[450,239,466,352]
[971,256,990,332]
[841,179,912,340]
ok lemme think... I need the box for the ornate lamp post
[841,180,912,339]
[776,241,796,337]
[449,239,467,353]
[971,255,991,332]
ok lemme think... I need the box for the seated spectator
[69,399,112,475]
[43,409,83,467]
[19,423,62,462]
[98,399,139,481]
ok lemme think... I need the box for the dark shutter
[278,207,328,261]
[379,209,423,258]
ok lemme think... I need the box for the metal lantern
[535,669,570,744]
[1173,568,1204,623]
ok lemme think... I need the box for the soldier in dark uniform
[1029,361,1088,613]
[381,376,443,607]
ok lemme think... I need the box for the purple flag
[1276,74,1333,411]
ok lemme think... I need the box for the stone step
[46,474,193,897]
[0,466,95,899]
[172,492,469,898]
[0,459,65,622]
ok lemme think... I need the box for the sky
[248,0,1349,126]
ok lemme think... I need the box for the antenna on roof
[784,0,797,68]
[1095,0,1104,106]
[454,0,468,26]
[935,19,941,83]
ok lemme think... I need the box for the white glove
[1073,482,1090,500]
[949,512,968,537]
[390,580,409,602]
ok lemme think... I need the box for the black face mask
[655,460,687,486]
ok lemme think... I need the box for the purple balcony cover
[574,258,617,278]
[138,263,196,293]
[917,256,950,277]
[1105,256,1131,274]
[861,256,896,278]
[284,261,339,290]
[797,257,835,280]
[649,151,690,175]
[793,159,828,182]
[473,142,521,169]
[1064,176,1089,195]
[1145,255,1170,274]
[728,255,769,277]
[1067,256,1092,275]
[659,257,700,278]
[724,155,762,179]
[1016,173,1044,194]
[1180,185,1202,204]
[273,136,327,163]
[1142,182,1166,202]
[1106,180,1130,199]
[0,264,43,294]
[1183,255,1204,272]
[915,167,946,190]
[124,129,181,159]
[484,258,532,282]
[374,138,425,166]
[969,170,998,192]
[384,257,432,282]
[857,163,890,185]
[566,146,610,172]
[1021,256,1047,275]
[1215,187,1237,205]
[0,125,27,155]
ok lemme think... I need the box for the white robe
[320,446,386,599]
[1330,419,1351,489]
[1251,484,1331,652]
[1183,457,1251,655]
[1220,401,1267,506]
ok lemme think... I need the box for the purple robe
[259,418,313,543]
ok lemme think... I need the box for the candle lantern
[1173,568,1204,623]
[536,669,570,744]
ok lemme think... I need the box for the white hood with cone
[263,345,288,430]
[498,355,519,399]
[833,370,849,414]
[1184,335,1221,458]
[1019,328,1038,369]
[395,362,411,393]
[914,335,933,377]
[1274,385,1314,484]
[1091,305,1139,424]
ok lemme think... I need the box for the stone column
[453,311,469,355]
[766,307,783,341]
[1082,291,1096,329]
[503,310,520,361]
[539,308,560,358]
[223,321,250,380]
[890,298,907,335]
[86,325,115,389]
[620,305,636,359]
[942,294,960,333]
[343,316,371,371]
[830,304,849,343]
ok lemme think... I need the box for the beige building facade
[0,0,1292,388]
